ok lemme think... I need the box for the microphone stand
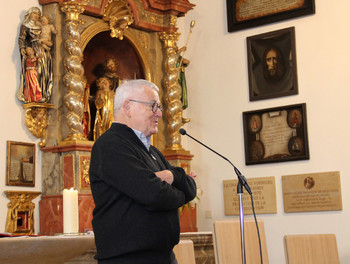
[179,129,251,264]
[237,180,246,264]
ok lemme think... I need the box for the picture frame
[247,27,298,101]
[242,103,309,165]
[226,0,315,32]
[6,141,35,187]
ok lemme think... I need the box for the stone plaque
[282,171,342,213]
[223,176,277,215]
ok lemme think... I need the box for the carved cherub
[25,107,48,147]
[109,16,131,40]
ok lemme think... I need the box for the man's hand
[155,170,174,185]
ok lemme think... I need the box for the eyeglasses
[129,99,163,113]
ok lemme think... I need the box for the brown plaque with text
[235,0,305,22]
[227,0,315,32]
[223,176,277,215]
[282,171,342,213]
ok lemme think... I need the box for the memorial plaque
[227,0,315,32]
[282,171,342,213]
[242,103,309,165]
[223,176,277,215]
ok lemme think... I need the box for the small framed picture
[243,103,309,165]
[6,141,35,187]
[247,27,298,101]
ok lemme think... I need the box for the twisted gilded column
[60,1,86,142]
[159,31,184,151]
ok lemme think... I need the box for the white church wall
[178,0,350,262]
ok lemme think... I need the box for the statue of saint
[176,47,189,110]
[17,7,54,103]
[103,58,121,92]
[93,77,115,140]
[23,46,42,102]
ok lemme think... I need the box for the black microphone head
[179,128,187,135]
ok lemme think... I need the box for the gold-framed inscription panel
[282,171,342,213]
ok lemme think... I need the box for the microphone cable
[180,128,263,264]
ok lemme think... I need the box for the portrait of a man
[263,46,285,83]
[247,27,298,101]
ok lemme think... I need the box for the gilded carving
[80,25,152,82]
[5,191,41,235]
[145,13,158,24]
[136,31,149,49]
[82,159,91,185]
[23,103,55,148]
[132,0,166,28]
[170,15,177,27]
[79,155,91,189]
[159,31,184,151]
[103,0,134,40]
[60,1,87,142]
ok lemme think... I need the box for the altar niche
[82,31,145,141]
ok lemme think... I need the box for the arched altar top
[80,21,152,82]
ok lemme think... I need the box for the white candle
[63,188,79,234]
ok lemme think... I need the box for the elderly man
[89,79,197,263]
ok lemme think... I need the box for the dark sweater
[89,123,197,263]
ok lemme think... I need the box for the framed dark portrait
[227,0,315,32]
[247,27,298,101]
[242,103,309,165]
[6,141,35,187]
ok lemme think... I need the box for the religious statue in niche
[103,58,121,92]
[86,57,122,140]
[176,20,195,124]
[17,7,55,104]
[176,46,191,124]
[93,77,115,141]
[16,7,56,148]
[177,47,189,110]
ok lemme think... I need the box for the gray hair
[114,79,159,116]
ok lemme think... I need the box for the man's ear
[124,101,131,117]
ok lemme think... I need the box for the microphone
[179,128,252,195]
